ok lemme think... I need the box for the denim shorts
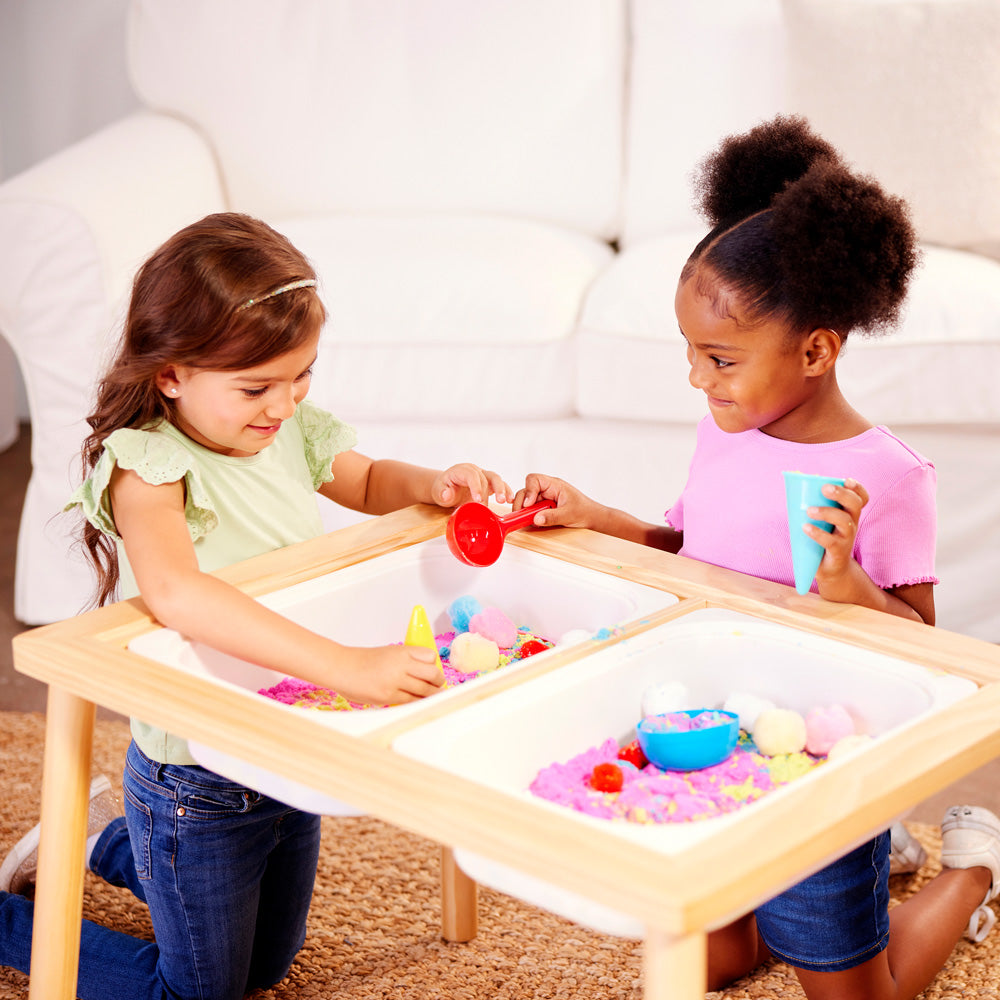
[754,830,890,972]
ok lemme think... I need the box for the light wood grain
[14,504,1000,1000]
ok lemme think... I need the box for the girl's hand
[512,473,603,529]
[808,477,868,590]
[515,473,682,553]
[431,464,511,507]
[332,644,446,706]
[807,477,934,624]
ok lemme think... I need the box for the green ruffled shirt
[66,400,357,764]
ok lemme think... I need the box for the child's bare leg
[793,865,990,1000]
[706,912,771,992]
[710,806,1000,1000]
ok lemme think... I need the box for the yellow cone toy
[405,604,443,674]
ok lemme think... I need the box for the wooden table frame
[14,505,1000,1000]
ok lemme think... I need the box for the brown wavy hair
[77,212,326,606]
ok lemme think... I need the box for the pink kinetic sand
[258,625,553,711]
[530,733,823,824]
[642,710,731,733]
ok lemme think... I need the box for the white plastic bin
[393,607,978,936]
[127,536,677,813]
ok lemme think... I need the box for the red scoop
[445,499,556,566]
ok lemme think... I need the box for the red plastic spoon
[446,499,556,566]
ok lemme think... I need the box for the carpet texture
[1,712,997,999]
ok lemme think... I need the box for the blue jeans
[1,741,321,999]
[755,830,891,972]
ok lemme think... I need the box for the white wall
[0,0,139,178]
[0,0,140,427]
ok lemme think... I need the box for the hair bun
[689,114,919,338]
[772,160,918,335]
[694,114,841,227]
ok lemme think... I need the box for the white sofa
[2,0,999,641]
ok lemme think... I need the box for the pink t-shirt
[666,417,938,593]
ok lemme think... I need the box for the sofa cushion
[784,0,1000,259]
[838,247,1000,425]
[576,234,702,422]
[280,215,614,422]
[577,237,1000,425]
[128,0,625,239]
[621,0,786,247]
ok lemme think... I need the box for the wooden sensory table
[13,504,1000,1000]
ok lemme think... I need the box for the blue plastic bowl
[636,709,739,771]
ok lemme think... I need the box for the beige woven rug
[1,712,997,999]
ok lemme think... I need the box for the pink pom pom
[469,607,518,648]
[805,704,855,757]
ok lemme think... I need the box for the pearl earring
[170,388,178,396]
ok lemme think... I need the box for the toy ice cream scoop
[446,499,556,566]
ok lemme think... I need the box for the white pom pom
[641,681,690,718]
[723,692,776,733]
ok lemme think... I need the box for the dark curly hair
[682,115,919,340]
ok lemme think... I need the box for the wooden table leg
[27,686,96,1000]
[643,925,706,1000]
[440,846,478,942]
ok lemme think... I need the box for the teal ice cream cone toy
[783,472,846,595]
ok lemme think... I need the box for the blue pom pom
[447,595,482,633]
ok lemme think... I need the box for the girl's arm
[109,467,445,705]
[318,450,510,514]
[809,479,935,625]
[513,474,683,554]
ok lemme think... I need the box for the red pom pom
[518,638,551,658]
[589,762,624,793]
[617,740,648,769]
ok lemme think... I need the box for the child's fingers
[842,477,869,506]
[408,646,445,681]
[520,473,562,510]
[484,470,511,504]
[806,507,855,542]
[440,464,511,505]
[517,475,542,509]
[822,478,868,517]
[437,465,483,504]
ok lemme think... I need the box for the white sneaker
[888,821,927,875]
[0,775,121,897]
[941,805,1000,943]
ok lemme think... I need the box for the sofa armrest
[0,110,225,624]
[0,110,225,313]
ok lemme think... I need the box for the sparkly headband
[238,278,317,311]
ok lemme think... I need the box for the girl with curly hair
[513,115,1000,999]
